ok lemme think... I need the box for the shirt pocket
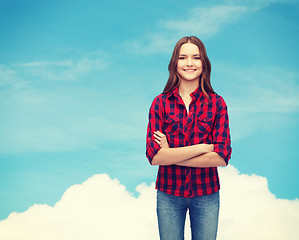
[194,114,214,134]
[164,114,181,136]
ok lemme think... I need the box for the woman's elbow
[213,152,227,167]
[151,149,166,165]
[151,155,161,165]
[219,158,227,167]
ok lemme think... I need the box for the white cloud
[126,0,297,55]
[20,61,73,67]
[0,65,16,86]
[218,166,299,239]
[163,6,251,36]
[126,5,253,54]
[0,165,298,240]
[223,0,296,9]
[19,58,109,81]
[0,65,27,88]
[124,33,175,55]
[0,174,158,240]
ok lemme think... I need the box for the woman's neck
[178,80,199,97]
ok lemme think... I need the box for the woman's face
[177,42,202,83]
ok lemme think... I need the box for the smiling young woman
[146,36,232,240]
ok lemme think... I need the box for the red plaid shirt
[146,87,232,197]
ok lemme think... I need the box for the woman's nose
[186,58,193,66]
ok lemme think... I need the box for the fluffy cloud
[0,165,298,240]
[218,166,299,239]
[0,174,158,240]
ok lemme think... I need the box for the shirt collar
[167,86,202,100]
[166,87,179,99]
[190,86,202,100]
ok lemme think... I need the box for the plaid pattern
[146,87,232,197]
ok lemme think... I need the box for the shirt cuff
[214,143,231,165]
[146,138,161,165]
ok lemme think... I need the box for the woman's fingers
[154,132,162,139]
[153,131,169,148]
[154,131,163,144]
[154,130,165,137]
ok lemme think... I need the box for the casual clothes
[157,190,219,240]
[146,87,232,197]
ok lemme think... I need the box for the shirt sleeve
[146,96,164,165]
[212,96,232,165]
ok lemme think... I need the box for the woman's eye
[194,57,201,60]
[178,57,185,60]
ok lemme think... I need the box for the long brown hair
[163,36,214,99]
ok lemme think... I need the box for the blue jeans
[157,190,219,240]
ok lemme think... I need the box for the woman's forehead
[179,43,200,55]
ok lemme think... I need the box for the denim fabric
[157,190,219,240]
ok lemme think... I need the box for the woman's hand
[154,130,169,148]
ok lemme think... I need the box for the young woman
[146,36,232,240]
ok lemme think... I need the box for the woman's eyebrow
[179,54,200,56]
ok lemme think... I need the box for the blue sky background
[0,0,298,220]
